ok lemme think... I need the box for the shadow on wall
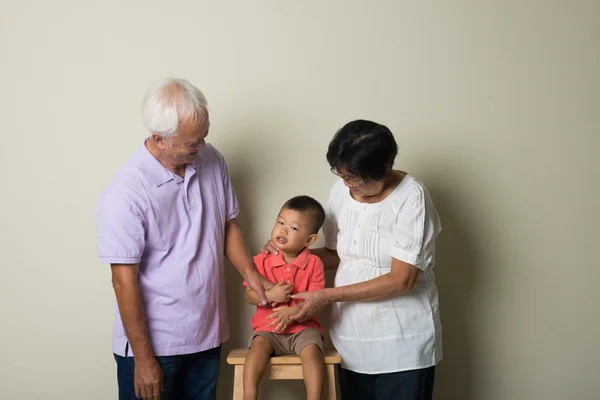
[427,178,480,400]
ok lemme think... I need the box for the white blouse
[324,175,443,374]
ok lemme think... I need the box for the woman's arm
[290,258,419,322]
[309,247,340,270]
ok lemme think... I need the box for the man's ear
[305,234,318,247]
[151,132,169,150]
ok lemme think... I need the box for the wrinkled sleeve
[97,191,145,264]
[390,188,441,271]
[217,151,239,221]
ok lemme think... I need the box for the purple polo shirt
[96,141,239,357]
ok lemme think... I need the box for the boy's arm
[246,283,294,305]
[245,287,262,305]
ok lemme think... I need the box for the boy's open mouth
[276,236,287,245]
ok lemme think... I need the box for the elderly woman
[263,120,442,399]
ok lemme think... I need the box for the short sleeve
[307,257,326,292]
[390,186,441,271]
[323,180,344,250]
[243,254,267,287]
[217,150,239,221]
[96,191,146,264]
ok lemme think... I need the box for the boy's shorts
[248,328,323,356]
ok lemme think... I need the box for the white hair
[142,78,209,139]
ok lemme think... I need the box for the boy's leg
[243,335,274,400]
[299,344,324,400]
[293,329,325,400]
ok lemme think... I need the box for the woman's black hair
[326,119,398,181]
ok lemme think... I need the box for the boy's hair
[282,196,326,234]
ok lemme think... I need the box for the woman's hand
[289,290,331,323]
[259,239,279,255]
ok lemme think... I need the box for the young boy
[243,196,326,400]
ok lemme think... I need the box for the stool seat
[226,348,341,399]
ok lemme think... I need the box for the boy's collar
[271,247,311,269]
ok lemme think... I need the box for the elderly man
[97,79,271,400]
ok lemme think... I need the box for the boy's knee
[250,335,273,352]
[299,344,322,358]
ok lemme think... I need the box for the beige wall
[1,1,599,399]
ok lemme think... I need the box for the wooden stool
[226,348,341,400]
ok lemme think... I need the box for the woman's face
[336,168,386,198]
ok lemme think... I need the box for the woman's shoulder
[389,173,433,208]
[327,178,348,201]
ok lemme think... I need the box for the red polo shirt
[244,248,325,336]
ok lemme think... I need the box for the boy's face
[271,208,317,254]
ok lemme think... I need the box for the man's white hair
[142,78,209,139]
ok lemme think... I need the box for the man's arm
[224,219,272,305]
[111,264,153,359]
[246,283,293,306]
[111,264,162,400]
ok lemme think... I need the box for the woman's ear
[305,234,318,247]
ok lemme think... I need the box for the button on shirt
[97,141,239,357]
[324,176,443,374]
[244,249,325,337]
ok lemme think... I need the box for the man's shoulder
[98,154,151,207]
[198,143,225,165]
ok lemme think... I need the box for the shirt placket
[282,264,295,291]
[183,166,198,211]
[353,205,369,254]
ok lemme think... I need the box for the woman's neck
[352,170,406,204]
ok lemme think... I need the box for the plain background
[1,1,599,399]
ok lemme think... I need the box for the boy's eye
[277,221,284,225]
[291,227,298,231]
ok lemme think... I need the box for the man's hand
[266,281,293,304]
[290,290,331,323]
[266,305,298,332]
[134,357,163,400]
[245,269,274,306]
[259,239,279,255]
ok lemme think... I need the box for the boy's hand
[266,305,298,332]
[266,281,293,304]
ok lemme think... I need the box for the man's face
[154,118,209,166]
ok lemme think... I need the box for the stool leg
[323,364,337,400]
[233,365,244,400]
